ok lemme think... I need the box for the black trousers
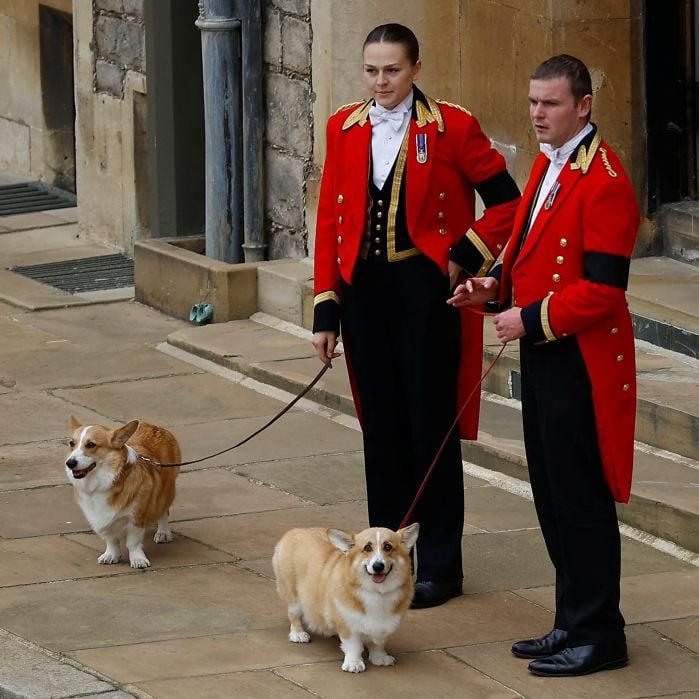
[520,336,625,646]
[341,255,464,582]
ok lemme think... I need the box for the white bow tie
[368,105,407,131]
[540,143,571,169]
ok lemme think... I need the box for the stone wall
[0,0,74,189]
[93,0,145,99]
[264,0,313,259]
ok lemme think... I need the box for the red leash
[399,310,507,529]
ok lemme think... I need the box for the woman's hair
[531,54,592,104]
[363,23,420,65]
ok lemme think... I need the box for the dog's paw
[97,551,121,565]
[341,658,366,673]
[289,630,310,643]
[153,530,173,544]
[369,651,396,666]
[129,555,151,569]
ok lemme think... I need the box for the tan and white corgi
[65,416,181,569]
[272,523,419,673]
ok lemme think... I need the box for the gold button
[562,332,568,337]
[378,200,384,206]
[377,211,383,219]
[610,327,619,335]
[439,228,447,235]
[497,243,503,250]
[439,192,446,200]
[560,238,567,247]
[616,354,624,362]
[338,215,343,224]
[552,273,561,282]
[337,235,342,244]
[337,257,342,265]
[374,237,380,244]
[622,383,630,391]
[375,224,381,231]
[374,249,381,256]
[438,212,445,219]
[337,194,344,203]
[556,255,564,264]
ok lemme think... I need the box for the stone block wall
[93,0,145,99]
[264,0,313,259]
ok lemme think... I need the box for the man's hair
[531,54,592,104]
[363,23,420,65]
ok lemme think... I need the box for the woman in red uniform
[312,23,519,608]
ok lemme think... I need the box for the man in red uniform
[451,55,639,675]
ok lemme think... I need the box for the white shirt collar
[540,122,594,168]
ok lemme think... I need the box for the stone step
[659,201,699,267]
[628,257,699,359]
[166,315,699,554]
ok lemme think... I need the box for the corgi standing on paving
[273,524,419,673]
[65,416,181,569]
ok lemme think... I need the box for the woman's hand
[448,276,499,307]
[312,331,341,363]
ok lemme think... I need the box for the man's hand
[312,331,341,363]
[494,307,526,343]
[448,276,499,307]
[447,260,464,291]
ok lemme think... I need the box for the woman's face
[362,41,421,110]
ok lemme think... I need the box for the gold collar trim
[569,131,602,175]
[341,100,372,130]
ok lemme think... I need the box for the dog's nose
[372,560,385,573]
[65,458,77,469]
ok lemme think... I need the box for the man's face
[528,76,592,149]
[362,42,421,110]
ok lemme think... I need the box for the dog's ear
[399,522,420,550]
[111,420,140,447]
[69,415,81,432]
[327,528,355,553]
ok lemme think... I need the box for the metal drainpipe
[196,0,244,263]
[241,1,266,262]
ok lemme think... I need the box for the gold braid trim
[570,131,601,175]
[341,100,372,130]
[314,291,340,307]
[540,292,556,342]
[599,146,618,178]
[465,228,496,277]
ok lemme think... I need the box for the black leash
[139,359,333,469]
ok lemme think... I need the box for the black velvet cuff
[520,300,547,344]
[312,299,340,334]
[449,236,486,278]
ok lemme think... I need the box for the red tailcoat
[313,90,520,437]
[499,129,640,502]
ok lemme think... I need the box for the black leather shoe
[410,580,462,609]
[511,628,568,659]
[528,641,628,677]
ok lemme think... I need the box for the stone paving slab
[54,373,283,426]
[173,411,363,470]
[0,392,110,446]
[4,344,195,392]
[516,569,699,625]
[0,440,75,490]
[276,649,520,699]
[0,533,234,586]
[137,671,314,699]
[449,624,699,699]
[0,564,281,651]
[70,628,341,684]
[649,616,699,654]
[0,211,79,231]
[172,501,368,562]
[0,629,115,699]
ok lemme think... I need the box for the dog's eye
[363,543,372,552]
[85,441,96,449]
[383,542,393,552]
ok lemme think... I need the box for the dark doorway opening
[645,0,698,212]
[39,4,76,194]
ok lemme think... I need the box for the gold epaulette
[436,99,472,116]
[341,99,372,130]
[333,100,363,115]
